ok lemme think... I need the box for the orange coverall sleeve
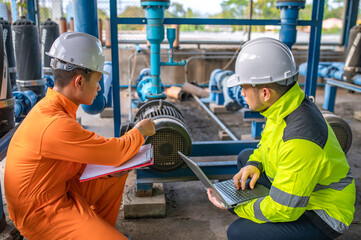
[41,116,145,166]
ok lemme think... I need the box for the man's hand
[233,165,260,190]
[207,189,226,210]
[134,118,155,137]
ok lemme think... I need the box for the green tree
[118,6,144,31]
[220,0,248,18]
[179,8,204,31]
[253,0,279,19]
[166,2,186,18]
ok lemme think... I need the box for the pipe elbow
[81,94,106,114]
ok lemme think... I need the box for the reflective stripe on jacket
[234,83,355,235]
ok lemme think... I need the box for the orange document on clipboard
[79,144,153,182]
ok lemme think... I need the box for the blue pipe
[11,0,17,22]
[141,0,169,99]
[276,1,305,49]
[73,0,111,114]
[13,90,38,119]
[299,62,344,81]
[26,0,36,23]
[354,75,361,85]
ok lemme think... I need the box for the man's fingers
[233,171,242,190]
[207,189,226,210]
[249,174,258,189]
[240,171,249,191]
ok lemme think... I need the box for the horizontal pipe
[117,17,314,27]
[118,83,323,89]
[116,39,343,46]
[326,78,361,93]
[193,94,239,141]
[137,161,238,184]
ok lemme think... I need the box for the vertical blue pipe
[150,44,161,95]
[73,0,99,36]
[323,84,337,112]
[304,0,324,99]
[276,1,305,49]
[73,0,108,115]
[11,0,17,22]
[141,1,169,99]
[110,0,121,137]
[26,0,36,23]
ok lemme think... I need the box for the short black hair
[52,68,92,88]
[254,81,296,96]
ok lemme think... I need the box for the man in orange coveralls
[4,32,155,240]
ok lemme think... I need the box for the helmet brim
[227,74,241,88]
[101,70,111,76]
[46,52,111,76]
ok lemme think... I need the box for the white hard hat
[46,32,110,75]
[227,37,298,87]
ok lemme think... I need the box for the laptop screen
[178,151,228,204]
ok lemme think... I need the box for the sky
[170,0,315,16]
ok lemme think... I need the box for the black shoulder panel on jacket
[283,97,328,148]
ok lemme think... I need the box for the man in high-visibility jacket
[207,38,355,240]
[5,32,155,240]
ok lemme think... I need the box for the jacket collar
[260,82,305,122]
[46,88,79,120]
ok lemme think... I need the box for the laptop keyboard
[215,180,258,203]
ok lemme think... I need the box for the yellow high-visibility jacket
[234,83,355,238]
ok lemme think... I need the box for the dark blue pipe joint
[276,1,305,49]
[137,68,164,102]
[13,90,37,120]
[208,69,247,109]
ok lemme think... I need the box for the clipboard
[79,144,153,182]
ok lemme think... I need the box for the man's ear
[73,74,84,90]
[261,87,272,102]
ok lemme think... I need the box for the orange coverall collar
[46,88,79,120]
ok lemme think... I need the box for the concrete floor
[1,86,361,240]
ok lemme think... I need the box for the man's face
[80,71,102,105]
[241,85,269,112]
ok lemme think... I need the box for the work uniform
[5,88,144,240]
[233,83,355,238]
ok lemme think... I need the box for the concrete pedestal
[122,171,166,219]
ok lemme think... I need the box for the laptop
[178,151,270,209]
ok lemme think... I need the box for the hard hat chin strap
[50,58,91,73]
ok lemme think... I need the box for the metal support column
[304,0,325,99]
[110,0,121,137]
